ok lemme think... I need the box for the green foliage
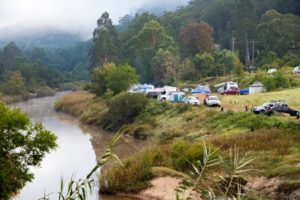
[234,0,256,66]
[0,103,57,200]
[151,48,179,85]
[100,149,154,194]
[127,19,177,82]
[179,21,214,57]
[90,12,120,69]
[208,111,299,132]
[254,70,292,91]
[256,10,300,55]
[193,52,214,77]
[102,93,149,130]
[171,140,205,171]
[90,63,138,96]
[1,71,26,97]
[105,64,139,94]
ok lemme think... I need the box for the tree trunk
[245,32,250,67]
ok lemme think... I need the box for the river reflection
[12,92,146,200]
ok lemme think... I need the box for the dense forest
[1,0,299,100]
[89,0,300,88]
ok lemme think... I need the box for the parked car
[204,96,221,107]
[272,105,299,116]
[220,87,240,95]
[293,66,300,74]
[157,92,185,102]
[239,88,249,95]
[267,68,278,74]
[252,102,275,115]
[182,96,200,106]
[146,91,162,99]
[252,100,288,115]
[157,93,171,101]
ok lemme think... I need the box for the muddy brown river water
[12,92,146,200]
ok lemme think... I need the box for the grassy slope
[220,87,300,111]
[56,90,300,198]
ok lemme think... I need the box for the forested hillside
[89,0,300,87]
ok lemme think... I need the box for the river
[12,92,145,200]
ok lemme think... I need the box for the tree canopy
[0,103,57,200]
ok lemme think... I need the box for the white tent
[249,81,265,94]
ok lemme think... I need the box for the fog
[0,0,189,39]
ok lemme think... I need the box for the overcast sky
[0,0,189,38]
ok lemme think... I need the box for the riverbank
[55,91,300,200]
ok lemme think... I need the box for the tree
[119,12,158,65]
[0,103,57,200]
[89,12,120,69]
[178,57,198,81]
[193,52,214,77]
[151,48,179,86]
[103,93,149,130]
[179,21,214,57]
[105,64,139,94]
[91,63,138,96]
[234,0,256,67]
[131,20,177,82]
[0,42,23,70]
[256,10,300,55]
[2,71,26,96]
[214,49,243,76]
[90,63,115,96]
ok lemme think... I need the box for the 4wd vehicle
[252,100,298,116]
[204,96,221,107]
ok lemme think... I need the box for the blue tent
[191,85,211,94]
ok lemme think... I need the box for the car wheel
[161,98,166,102]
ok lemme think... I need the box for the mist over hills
[0,28,83,49]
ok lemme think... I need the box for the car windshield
[262,103,272,107]
[209,97,219,100]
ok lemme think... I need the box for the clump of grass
[268,165,300,179]
[151,167,189,179]
[99,140,220,194]
[207,111,299,132]
[100,150,154,194]
[211,128,300,155]
[55,91,94,116]
[122,124,154,140]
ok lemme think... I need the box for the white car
[267,68,278,74]
[293,66,300,74]
[205,96,221,107]
[157,94,171,101]
[182,96,200,106]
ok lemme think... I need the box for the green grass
[151,166,190,179]
[221,87,300,110]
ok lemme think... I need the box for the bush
[102,93,149,131]
[36,86,55,97]
[171,140,205,171]
[100,151,154,194]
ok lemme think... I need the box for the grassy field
[56,90,300,199]
[220,87,300,111]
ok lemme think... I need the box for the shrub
[55,92,94,117]
[102,93,149,131]
[171,140,205,171]
[36,86,55,97]
[100,151,154,194]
